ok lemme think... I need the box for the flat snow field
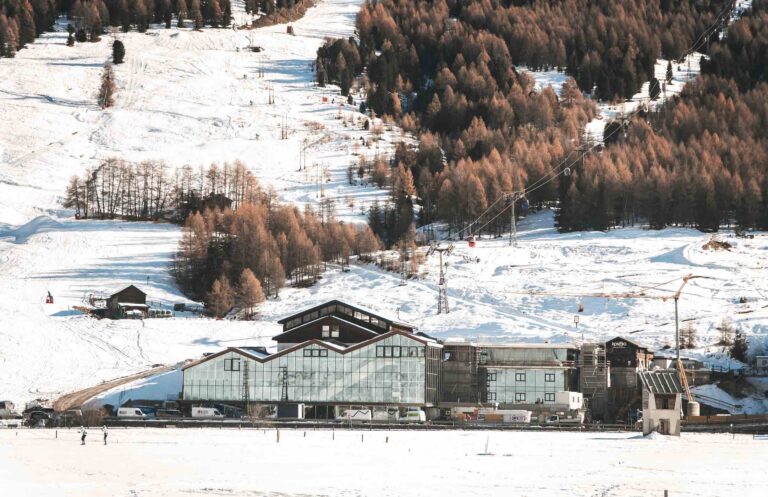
[2,429,767,497]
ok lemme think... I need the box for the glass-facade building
[183,333,442,406]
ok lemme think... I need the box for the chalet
[639,370,684,436]
[107,285,148,319]
[273,300,416,350]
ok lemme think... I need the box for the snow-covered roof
[236,347,270,359]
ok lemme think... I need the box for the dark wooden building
[107,285,149,319]
[273,300,415,350]
[605,336,654,422]
[605,337,653,370]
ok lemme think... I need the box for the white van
[339,409,372,422]
[399,407,426,423]
[191,407,224,419]
[117,407,149,418]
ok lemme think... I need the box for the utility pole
[431,245,452,314]
[507,192,520,246]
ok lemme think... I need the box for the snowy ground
[0,0,396,227]
[2,428,767,497]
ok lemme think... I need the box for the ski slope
[0,0,397,227]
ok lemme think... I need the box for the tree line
[63,159,262,222]
[174,199,381,314]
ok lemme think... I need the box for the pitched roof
[271,315,380,342]
[182,329,441,370]
[607,336,650,350]
[276,299,415,329]
[639,370,684,394]
[110,285,147,297]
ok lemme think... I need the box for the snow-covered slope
[0,0,395,226]
[1,0,766,409]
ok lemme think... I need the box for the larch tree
[237,268,265,318]
[206,274,234,318]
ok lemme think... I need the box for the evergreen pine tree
[730,330,748,363]
[112,40,125,64]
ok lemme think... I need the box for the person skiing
[102,426,108,445]
[80,426,87,445]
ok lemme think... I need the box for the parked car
[0,418,21,428]
[544,413,584,426]
[117,407,150,418]
[399,407,426,423]
[191,407,224,419]
[156,409,183,419]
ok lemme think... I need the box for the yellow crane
[510,273,714,403]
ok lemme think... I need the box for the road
[53,364,174,411]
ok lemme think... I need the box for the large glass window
[545,393,555,402]
[184,336,433,405]
[545,373,555,382]
[303,349,328,358]
[515,372,526,382]
[515,392,526,402]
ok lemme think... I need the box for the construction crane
[510,273,713,403]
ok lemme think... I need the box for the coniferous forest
[316,0,768,237]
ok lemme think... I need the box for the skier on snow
[102,426,108,445]
[80,426,87,445]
